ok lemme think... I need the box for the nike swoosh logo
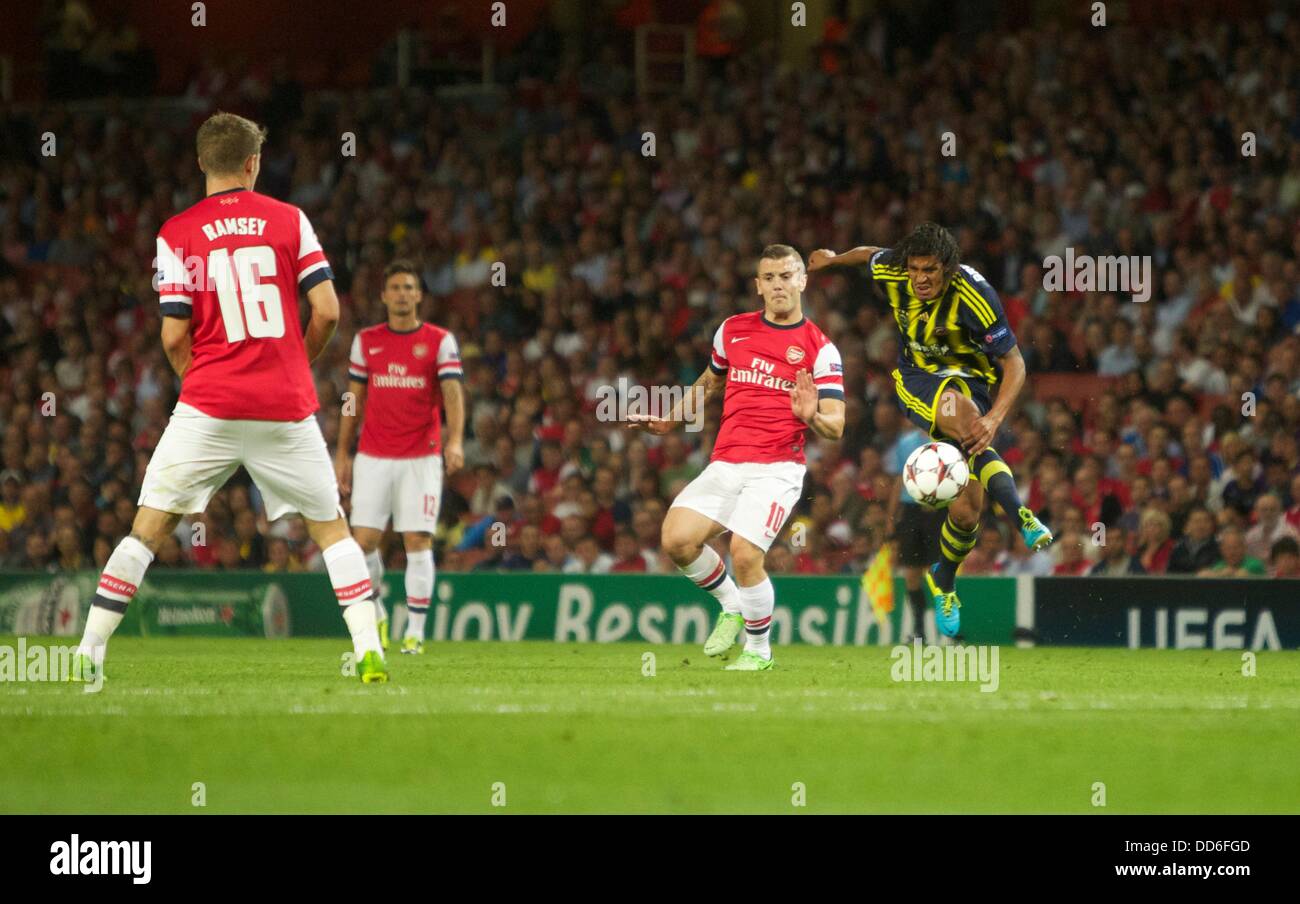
[731,337,749,343]
[369,348,383,354]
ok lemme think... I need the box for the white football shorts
[349,451,443,534]
[138,401,343,522]
[669,459,805,552]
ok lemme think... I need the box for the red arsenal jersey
[709,311,845,465]
[349,322,462,458]
[154,188,331,421]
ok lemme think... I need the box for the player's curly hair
[887,222,960,277]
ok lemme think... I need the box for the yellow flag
[861,542,895,622]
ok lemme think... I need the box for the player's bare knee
[661,527,700,564]
[729,537,765,581]
[403,532,433,553]
[948,484,982,530]
[129,508,182,553]
[305,516,352,549]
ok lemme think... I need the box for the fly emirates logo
[371,362,427,389]
[730,356,795,391]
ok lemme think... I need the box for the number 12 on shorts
[423,494,437,519]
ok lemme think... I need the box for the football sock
[405,549,434,640]
[934,514,979,593]
[970,448,1023,521]
[907,582,928,637]
[323,538,382,657]
[738,577,775,659]
[678,545,742,615]
[77,536,154,659]
[364,548,387,623]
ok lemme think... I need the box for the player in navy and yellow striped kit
[810,223,1053,636]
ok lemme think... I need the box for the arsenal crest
[785,346,805,364]
[412,343,429,358]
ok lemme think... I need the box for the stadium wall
[0,571,1016,646]
[4,571,1297,649]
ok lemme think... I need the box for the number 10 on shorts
[764,502,785,537]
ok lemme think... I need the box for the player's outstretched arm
[440,377,466,475]
[808,245,884,272]
[625,367,725,434]
[965,346,1026,457]
[160,315,192,378]
[303,279,340,363]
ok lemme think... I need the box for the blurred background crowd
[1,0,1298,579]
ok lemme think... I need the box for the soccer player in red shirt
[70,112,388,684]
[334,260,465,655]
[628,245,846,670]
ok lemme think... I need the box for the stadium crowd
[1,7,1299,580]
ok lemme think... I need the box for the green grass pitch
[2,637,1297,814]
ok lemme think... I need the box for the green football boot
[358,650,389,684]
[67,651,101,684]
[724,650,775,671]
[703,612,744,657]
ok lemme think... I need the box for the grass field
[1,637,1297,814]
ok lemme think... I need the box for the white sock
[342,601,383,660]
[77,606,124,661]
[364,548,387,623]
[79,536,154,658]
[738,577,775,659]
[323,538,382,657]
[405,549,434,640]
[677,545,741,615]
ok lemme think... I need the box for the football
[903,442,970,509]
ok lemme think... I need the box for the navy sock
[970,448,1024,521]
[933,514,979,592]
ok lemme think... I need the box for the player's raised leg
[661,503,744,657]
[70,506,181,683]
[935,385,1052,552]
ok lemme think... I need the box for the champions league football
[903,442,970,509]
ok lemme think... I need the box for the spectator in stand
[263,537,303,573]
[1088,524,1145,576]
[1221,449,1265,517]
[1051,532,1092,576]
[1136,509,1175,575]
[1199,527,1267,578]
[1268,537,1300,579]
[1287,473,1300,532]
[1244,493,1300,563]
[609,528,648,573]
[0,472,25,532]
[1167,507,1221,574]
[154,534,187,568]
[498,524,544,571]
